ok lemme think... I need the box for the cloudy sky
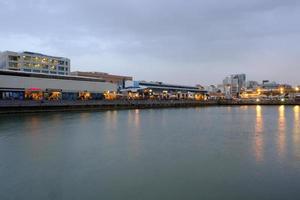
[1,0,300,85]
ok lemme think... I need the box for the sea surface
[1,106,300,200]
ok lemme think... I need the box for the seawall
[0,99,299,114]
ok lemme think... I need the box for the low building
[71,71,133,89]
[123,81,207,100]
[246,81,259,89]
[0,70,117,100]
[261,81,280,89]
[0,51,70,75]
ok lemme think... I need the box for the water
[0,106,300,200]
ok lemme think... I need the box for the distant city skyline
[1,0,300,85]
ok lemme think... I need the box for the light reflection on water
[1,106,300,199]
[278,105,286,159]
[293,106,300,159]
[254,105,264,162]
[127,109,141,158]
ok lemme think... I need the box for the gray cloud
[1,0,300,85]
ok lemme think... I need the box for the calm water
[1,106,300,200]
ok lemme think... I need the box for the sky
[1,0,300,86]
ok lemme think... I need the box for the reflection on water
[26,115,41,135]
[104,111,118,145]
[254,105,264,162]
[293,106,300,159]
[127,109,141,157]
[2,106,300,200]
[278,105,287,159]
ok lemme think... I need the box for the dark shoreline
[0,99,299,114]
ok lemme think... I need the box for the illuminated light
[295,87,299,92]
[280,87,284,94]
[29,88,41,91]
[256,98,260,102]
[281,98,285,102]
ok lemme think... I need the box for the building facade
[123,81,207,100]
[0,70,117,100]
[71,71,133,89]
[0,51,70,75]
[223,74,246,97]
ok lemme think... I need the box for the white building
[223,74,246,97]
[0,51,70,75]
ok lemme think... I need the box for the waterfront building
[71,71,133,89]
[223,74,246,97]
[204,85,219,93]
[123,81,207,100]
[216,84,225,93]
[246,81,259,89]
[0,70,116,100]
[261,80,280,89]
[0,51,70,75]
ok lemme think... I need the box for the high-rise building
[222,74,246,97]
[0,51,70,75]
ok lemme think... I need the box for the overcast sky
[1,0,300,85]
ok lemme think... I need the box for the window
[23,62,31,67]
[58,72,65,75]
[23,69,32,72]
[42,70,49,74]
[50,71,57,74]
[9,62,19,68]
[50,65,57,70]
[41,58,49,63]
[58,66,65,71]
[58,60,65,65]
[33,70,40,73]
[8,55,20,61]
[34,64,41,68]
[23,56,31,61]
[42,64,49,69]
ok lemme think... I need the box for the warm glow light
[257,88,261,95]
[281,98,285,102]
[295,87,299,92]
[254,105,264,162]
[280,87,284,94]
[256,98,260,102]
[278,105,286,158]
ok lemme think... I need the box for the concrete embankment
[0,99,299,114]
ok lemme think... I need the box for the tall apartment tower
[0,51,70,75]
[223,74,246,97]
